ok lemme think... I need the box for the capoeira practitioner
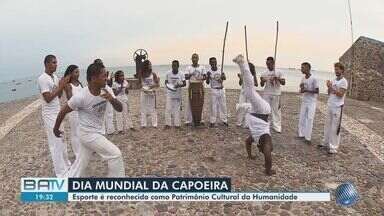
[206,57,228,127]
[164,60,186,129]
[63,65,83,158]
[184,53,206,126]
[94,59,116,135]
[236,62,258,127]
[233,54,275,176]
[260,57,285,133]
[53,62,125,177]
[297,62,319,144]
[320,62,348,154]
[138,60,160,128]
[105,70,116,134]
[37,54,71,177]
[112,70,134,133]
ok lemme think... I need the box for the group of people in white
[37,53,348,177]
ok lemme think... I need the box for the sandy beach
[0,88,383,215]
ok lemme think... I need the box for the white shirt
[261,69,284,96]
[185,65,206,82]
[70,83,83,97]
[112,80,129,98]
[300,75,319,104]
[166,70,185,99]
[207,68,224,89]
[38,72,61,115]
[68,86,116,134]
[327,77,348,108]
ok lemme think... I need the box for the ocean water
[0,65,334,103]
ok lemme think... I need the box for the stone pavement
[0,89,383,215]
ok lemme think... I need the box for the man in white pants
[236,62,258,127]
[233,54,275,176]
[164,60,186,128]
[37,54,71,177]
[260,57,285,133]
[298,62,319,144]
[321,62,348,154]
[139,60,160,128]
[206,57,228,127]
[184,53,206,126]
[53,62,125,177]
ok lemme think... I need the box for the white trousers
[323,106,342,152]
[165,95,181,127]
[262,94,281,132]
[68,131,125,177]
[105,102,115,134]
[236,89,248,127]
[42,113,71,177]
[68,111,81,157]
[246,113,271,142]
[236,103,251,127]
[140,91,157,127]
[298,102,316,141]
[115,96,133,131]
[210,89,227,124]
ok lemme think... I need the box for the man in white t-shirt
[184,53,207,126]
[206,57,228,127]
[53,62,125,177]
[298,62,319,144]
[164,60,186,128]
[233,54,275,176]
[321,62,348,154]
[37,54,71,177]
[138,60,160,128]
[260,57,285,133]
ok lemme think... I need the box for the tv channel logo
[335,182,360,207]
[21,178,68,192]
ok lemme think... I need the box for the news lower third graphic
[20,177,332,202]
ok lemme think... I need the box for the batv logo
[21,178,68,192]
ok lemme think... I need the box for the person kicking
[298,62,319,144]
[206,57,228,127]
[233,54,275,176]
[53,62,125,177]
[236,62,258,128]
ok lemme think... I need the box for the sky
[0,0,383,80]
